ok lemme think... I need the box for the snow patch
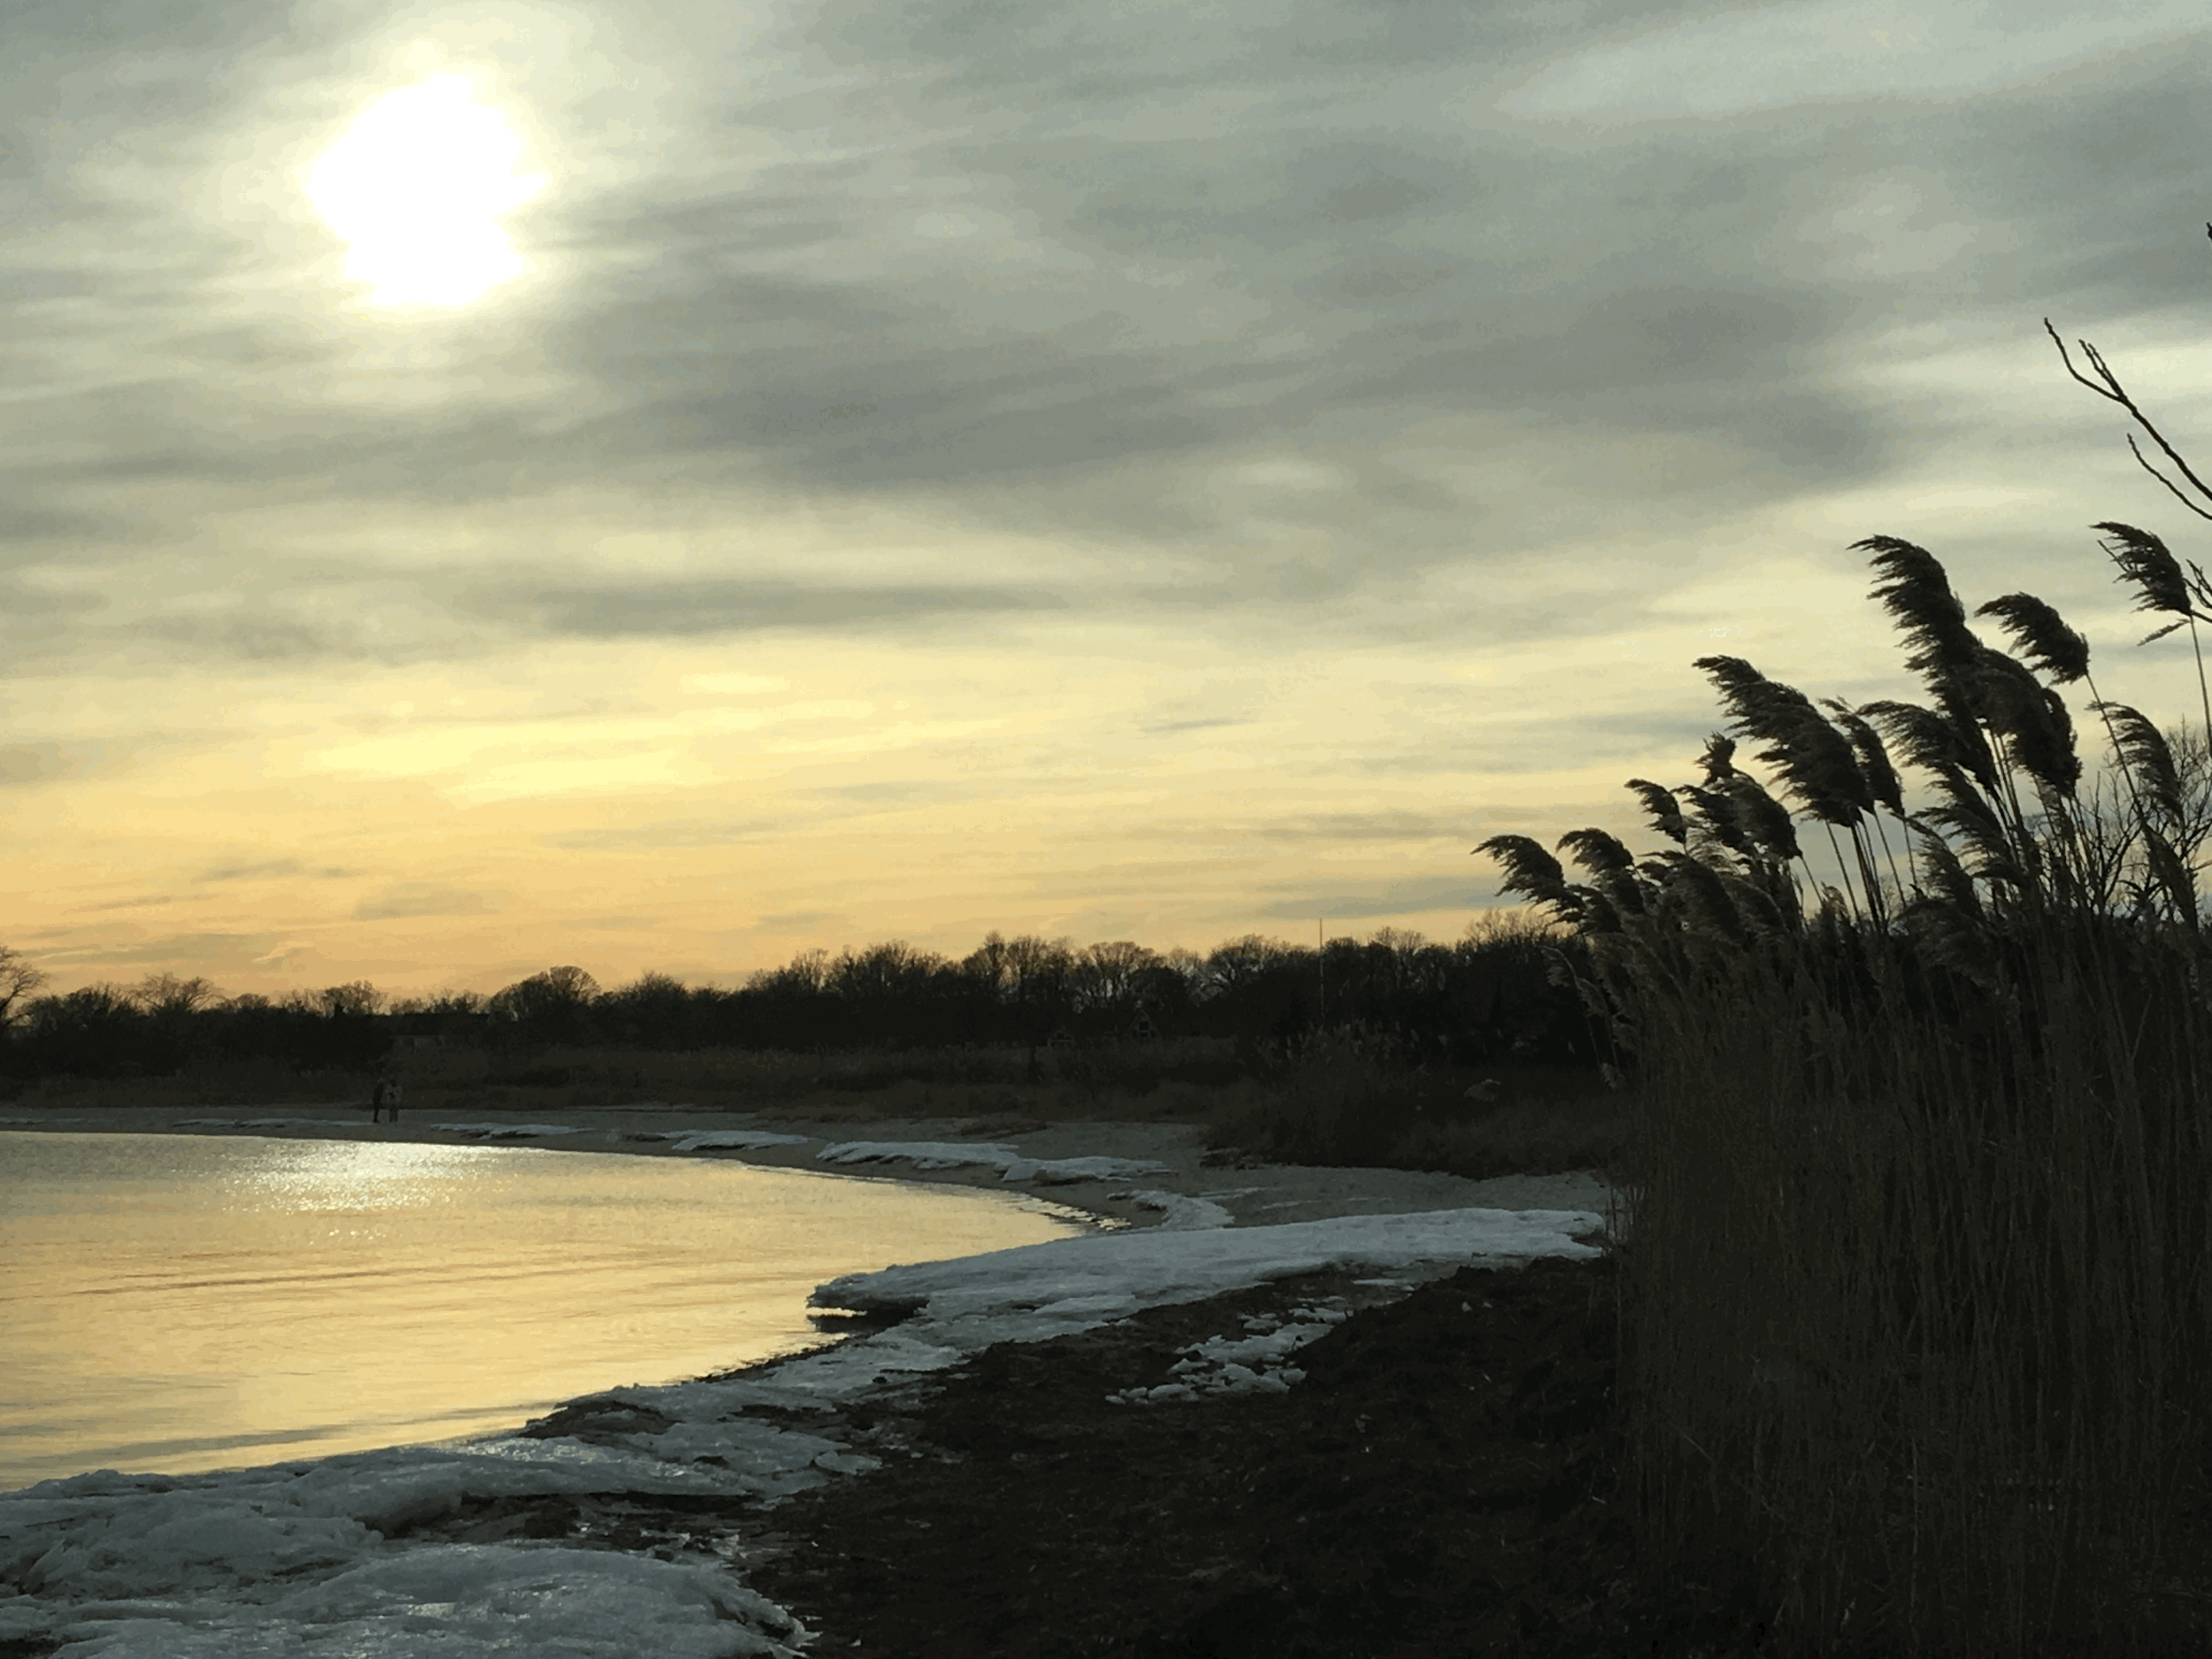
[33,1544,806,1657]
[816,1140,1172,1183]
[1107,1187,1234,1230]
[1108,1303,1355,1404]
[661,1131,813,1153]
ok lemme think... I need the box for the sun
[305,74,545,309]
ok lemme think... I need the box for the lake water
[0,1131,1091,1494]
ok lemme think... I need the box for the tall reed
[1479,425,2212,1645]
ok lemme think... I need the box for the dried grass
[1477,509,2212,1655]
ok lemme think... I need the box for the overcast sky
[8,0,2212,1002]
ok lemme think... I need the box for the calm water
[0,1132,1089,1493]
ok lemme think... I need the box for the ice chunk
[816,1140,1019,1171]
[817,1205,1607,1326]
[1107,1187,1233,1229]
[664,1131,812,1153]
[45,1544,807,1657]
[999,1155,1174,1184]
[815,1142,1172,1185]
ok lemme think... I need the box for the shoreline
[1,1103,1632,1656]
[0,1100,1631,1236]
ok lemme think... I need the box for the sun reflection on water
[219,1138,510,1212]
[0,1130,1086,1489]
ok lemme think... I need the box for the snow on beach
[815,1138,1177,1187]
[652,1130,813,1154]
[2,1129,1613,1657]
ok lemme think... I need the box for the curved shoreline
[1,1103,1628,1657]
[0,1101,1629,1236]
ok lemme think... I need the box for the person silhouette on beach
[369,1076,402,1123]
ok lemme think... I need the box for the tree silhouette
[489,966,602,1047]
[0,946,49,1030]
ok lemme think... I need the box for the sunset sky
[8,0,2212,1002]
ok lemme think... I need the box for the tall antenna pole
[1317,918,1325,1030]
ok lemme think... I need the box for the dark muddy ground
[724,1251,2212,1658]
[343,1249,1775,1658]
[730,1251,1785,1659]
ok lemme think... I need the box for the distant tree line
[0,920,1627,1084]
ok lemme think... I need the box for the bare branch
[2126,433,2212,525]
[2045,316,2212,519]
[2046,317,2124,404]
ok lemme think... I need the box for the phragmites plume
[1696,732,1738,783]
[1555,826,1639,878]
[1555,828,1652,923]
[2091,702,2186,832]
[1962,643,2083,802]
[2096,521,2206,644]
[1624,779,1690,846]
[1908,764,2032,902]
[1671,781,1762,866]
[1710,861,1799,947]
[2131,820,2200,933]
[1895,832,2008,998]
[1654,849,1749,955]
[1856,536,2007,794]
[1818,697,1909,821]
[1694,655,1874,829]
[1857,535,1979,680]
[1856,698,1986,786]
[1927,681,2006,800]
[1471,834,1584,928]
[1714,772,1804,867]
[1975,592,2092,685]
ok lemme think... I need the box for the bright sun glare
[305,73,544,309]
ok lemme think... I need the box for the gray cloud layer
[5,0,2208,675]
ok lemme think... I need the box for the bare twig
[2045,318,2212,525]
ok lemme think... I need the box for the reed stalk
[1475,329,2212,1651]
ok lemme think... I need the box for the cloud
[1256,874,1507,923]
[754,910,843,933]
[1490,1,2210,124]
[7,5,2201,683]
[196,860,358,884]
[1238,810,1471,844]
[0,502,106,543]
[472,577,1064,641]
[198,859,301,884]
[1139,714,1250,735]
[541,816,795,850]
[142,612,338,664]
[0,743,83,785]
[353,885,497,921]
[29,933,267,969]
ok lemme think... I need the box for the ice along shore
[0,1103,1625,1658]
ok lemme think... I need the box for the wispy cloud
[353,886,498,921]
